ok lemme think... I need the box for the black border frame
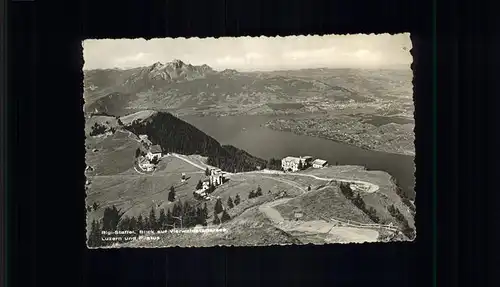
[6,0,481,286]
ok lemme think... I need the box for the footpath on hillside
[258,197,383,244]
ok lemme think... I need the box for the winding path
[166,153,214,171]
[245,169,379,193]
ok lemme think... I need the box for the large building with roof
[146,145,162,161]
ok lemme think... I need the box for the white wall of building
[147,152,162,161]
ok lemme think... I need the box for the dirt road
[167,153,219,172]
[259,198,380,243]
[248,169,379,193]
[258,198,292,224]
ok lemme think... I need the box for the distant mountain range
[83,59,412,117]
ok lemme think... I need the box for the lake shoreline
[262,123,416,157]
[179,114,416,200]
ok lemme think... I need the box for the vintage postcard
[83,34,416,248]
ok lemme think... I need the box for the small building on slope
[312,159,328,169]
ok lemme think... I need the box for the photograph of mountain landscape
[83,34,416,248]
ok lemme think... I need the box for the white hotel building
[281,156,312,172]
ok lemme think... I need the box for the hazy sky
[83,33,412,71]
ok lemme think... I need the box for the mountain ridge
[84,60,406,117]
[119,110,268,173]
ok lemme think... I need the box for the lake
[180,114,416,200]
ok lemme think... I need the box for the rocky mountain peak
[150,61,165,71]
[167,59,186,69]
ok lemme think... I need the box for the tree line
[124,112,267,174]
[248,186,264,199]
[266,158,285,171]
[392,177,416,215]
[87,194,241,247]
[88,200,211,247]
[387,204,416,240]
[339,182,380,223]
[89,122,114,136]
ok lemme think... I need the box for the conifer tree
[196,180,203,190]
[159,209,167,229]
[118,216,130,230]
[205,167,210,176]
[214,198,224,215]
[354,193,365,210]
[88,219,102,247]
[221,210,231,223]
[168,185,176,202]
[212,213,220,225]
[248,190,255,199]
[149,207,157,230]
[102,205,121,231]
[227,196,234,209]
[129,216,137,231]
[308,185,311,191]
[199,207,208,226]
[234,194,241,205]
[172,200,182,218]
[137,214,144,231]
[195,207,202,225]
[183,201,196,227]
[166,209,174,229]
[256,186,263,196]
[203,202,208,218]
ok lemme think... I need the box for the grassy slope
[86,153,302,228]
[85,130,142,176]
[302,167,415,227]
[86,156,204,222]
[261,167,415,229]
[121,210,299,247]
[274,184,373,224]
[119,110,158,126]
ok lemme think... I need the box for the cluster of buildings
[137,140,163,172]
[194,168,228,200]
[139,134,152,147]
[281,156,328,172]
